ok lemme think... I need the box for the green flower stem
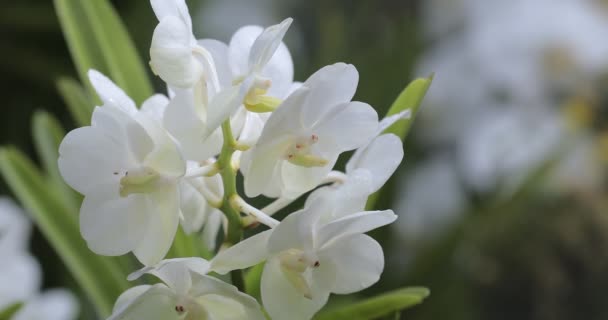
[218,119,245,290]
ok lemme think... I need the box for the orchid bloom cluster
[0,198,78,320]
[57,0,408,319]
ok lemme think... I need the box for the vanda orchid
[44,0,431,319]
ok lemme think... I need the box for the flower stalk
[217,119,245,290]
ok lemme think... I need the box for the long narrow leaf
[54,0,153,104]
[0,148,128,317]
[54,0,107,99]
[313,287,430,320]
[32,111,80,211]
[56,77,94,126]
[80,0,153,104]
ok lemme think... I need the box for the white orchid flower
[58,70,186,266]
[242,63,379,198]
[109,258,265,320]
[203,18,295,139]
[211,203,397,320]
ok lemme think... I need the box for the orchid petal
[346,134,404,192]
[261,258,329,320]
[316,210,397,249]
[210,230,271,274]
[319,234,384,294]
[88,70,137,114]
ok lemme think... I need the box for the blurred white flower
[457,107,564,193]
[418,0,608,144]
[0,198,78,320]
[394,156,467,242]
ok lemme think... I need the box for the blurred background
[1,0,608,319]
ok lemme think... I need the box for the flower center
[243,76,281,113]
[284,135,328,168]
[278,249,321,299]
[119,166,161,197]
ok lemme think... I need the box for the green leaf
[383,74,433,139]
[31,111,80,211]
[0,147,129,317]
[54,0,153,104]
[0,302,23,320]
[166,227,212,261]
[244,263,265,302]
[56,77,94,126]
[313,287,430,320]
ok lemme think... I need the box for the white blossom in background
[0,198,78,320]
[211,203,397,320]
[58,70,186,266]
[417,0,608,145]
[109,258,264,320]
[409,0,608,211]
[394,156,467,243]
[457,107,564,194]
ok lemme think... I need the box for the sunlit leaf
[383,74,433,139]
[0,147,129,317]
[313,287,430,320]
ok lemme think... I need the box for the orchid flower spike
[58,70,186,266]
